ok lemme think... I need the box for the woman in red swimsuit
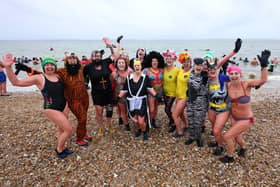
[220,50,271,163]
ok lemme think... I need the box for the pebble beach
[0,88,279,186]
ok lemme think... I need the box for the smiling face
[165,56,174,66]
[208,68,217,79]
[229,71,241,81]
[117,58,127,71]
[137,49,145,61]
[44,63,56,74]
[194,63,203,74]
[151,58,159,69]
[134,63,142,72]
[67,56,78,65]
[182,58,191,69]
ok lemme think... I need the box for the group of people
[1,37,271,163]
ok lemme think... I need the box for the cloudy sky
[1,0,279,40]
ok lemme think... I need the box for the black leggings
[163,95,176,125]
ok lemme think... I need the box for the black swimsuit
[41,75,66,112]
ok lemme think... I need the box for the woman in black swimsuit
[2,54,73,159]
[220,50,270,163]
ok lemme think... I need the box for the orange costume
[56,67,89,142]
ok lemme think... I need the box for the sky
[0,0,279,40]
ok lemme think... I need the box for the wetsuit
[41,75,66,112]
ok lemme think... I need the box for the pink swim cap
[162,50,177,59]
[227,66,242,76]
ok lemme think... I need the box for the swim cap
[163,50,177,59]
[42,57,57,68]
[178,52,190,64]
[227,66,242,76]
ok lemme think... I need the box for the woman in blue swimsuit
[220,50,270,163]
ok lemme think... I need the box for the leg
[68,98,89,142]
[105,104,114,133]
[44,109,73,153]
[2,81,7,95]
[208,109,216,130]
[148,96,160,128]
[223,120,252,157]
[95,105,105,136]
[118,103,130,131]
[185,103,196,145]
[0,82,3,95]
[138,115,149,141]
[213,111,229,146]
[172,99,186,135]
[164,95,176,125]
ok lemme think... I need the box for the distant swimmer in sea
[271,57,279,66]
[250,57,259,66]
[243,57,249,64]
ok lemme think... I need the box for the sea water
[1,39,279,92]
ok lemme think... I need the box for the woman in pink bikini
[220,50,271,163]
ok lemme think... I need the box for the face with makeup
[151,58,159,69]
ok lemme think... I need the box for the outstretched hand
[2,53,14,67]
[102,37,113,46]
[257,49,271,68]
[233,38,242,53]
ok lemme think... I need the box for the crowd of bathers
[0,36,271,163]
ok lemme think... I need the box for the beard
[92,59,102,66]
[66,63,81,75]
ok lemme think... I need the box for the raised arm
[102,37,120,61]
[247,50,270,87]
[217,38,242,68]
[2,54,42,88]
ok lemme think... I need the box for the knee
[65,125,73,135]
[213,128,221,137]
[223,133,232,141]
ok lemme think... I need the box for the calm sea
[1,39,279,92]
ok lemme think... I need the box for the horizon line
[1,38,280,41]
